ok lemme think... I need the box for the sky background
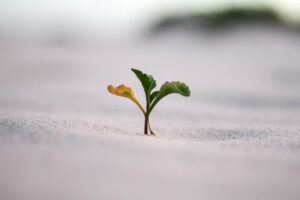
[1,0,300,40]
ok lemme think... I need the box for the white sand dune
[0,27,300,200]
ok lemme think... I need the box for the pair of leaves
[131,68,190,114]
[108,69,190,116]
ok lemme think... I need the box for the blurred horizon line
[1,1,300,43]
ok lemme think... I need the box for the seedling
[108,68,190,135]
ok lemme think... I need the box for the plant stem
[144,115,149,135]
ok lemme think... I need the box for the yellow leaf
[107,84,145,114]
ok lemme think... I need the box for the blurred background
[0,0,299,44]
[1,0,300,115]
[1,0,300,42]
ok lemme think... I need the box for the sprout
[108,68,190,135]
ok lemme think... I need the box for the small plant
[108,68,190,135]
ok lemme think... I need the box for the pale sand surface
[0,27,300,200]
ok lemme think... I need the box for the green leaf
[131,68,156,106]
[150,91,158,103]
[149,81,190,113]
[156,81,190,99]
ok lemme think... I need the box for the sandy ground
[0,27,300,200]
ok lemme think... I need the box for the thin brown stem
[144,117,149,135]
